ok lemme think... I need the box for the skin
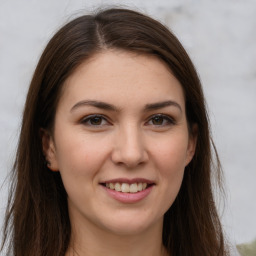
[42,50,197,256]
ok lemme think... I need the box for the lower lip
[102,185,154,203]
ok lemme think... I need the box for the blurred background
[0,0,255,251]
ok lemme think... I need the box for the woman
[1,7,230,256]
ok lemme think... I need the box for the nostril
[111,152,148,169]
[111,133,149,168]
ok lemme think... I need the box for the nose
[111,124,149,168]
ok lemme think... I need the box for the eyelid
[145,113,176,126]
[79,113,175,127]
[80,114,111,126]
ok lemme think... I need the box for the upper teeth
[106,182,147,193]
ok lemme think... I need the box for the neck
[65,215,168,256]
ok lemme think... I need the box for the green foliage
[237,239,256,256]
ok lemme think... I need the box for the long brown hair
[1,7,229,255]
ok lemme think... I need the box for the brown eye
[81,115,109,126]
[90,116,103,125]
[147,114,175,126]
[152,116,164,125]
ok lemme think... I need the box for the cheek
[151,133,189,172]
[150,134,188,204]
[55,135,107,205]
[158,146,185,191]
[55,130,111,179]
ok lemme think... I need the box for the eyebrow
[70,100,119,112]
[144,100,182,112]
[70,100,182,113]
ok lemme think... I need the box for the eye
[146,114,175,126]
[81,115,109,126]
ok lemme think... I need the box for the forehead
[60,50,185,110]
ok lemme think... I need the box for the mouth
[100,179,155,203]
[100,178,155,193]
[101,182,153,193]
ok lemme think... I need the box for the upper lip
[100,178,155,185]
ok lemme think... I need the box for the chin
[99,214,163,237]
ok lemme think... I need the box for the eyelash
[146,114,176,127]
[80,114,175,127]
[81,114,110,126]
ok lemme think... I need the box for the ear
[185,124,198,166]
[40,128,59,171]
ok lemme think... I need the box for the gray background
[0,0,255,247]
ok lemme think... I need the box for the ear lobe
[185,124,198,166]
[40,128,59,171]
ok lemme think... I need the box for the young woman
[1,7,230,256]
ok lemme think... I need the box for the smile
[104,182,148,193]
[100,178,155,203]
[101,180,154,203]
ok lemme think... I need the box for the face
[43,50,196,237]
